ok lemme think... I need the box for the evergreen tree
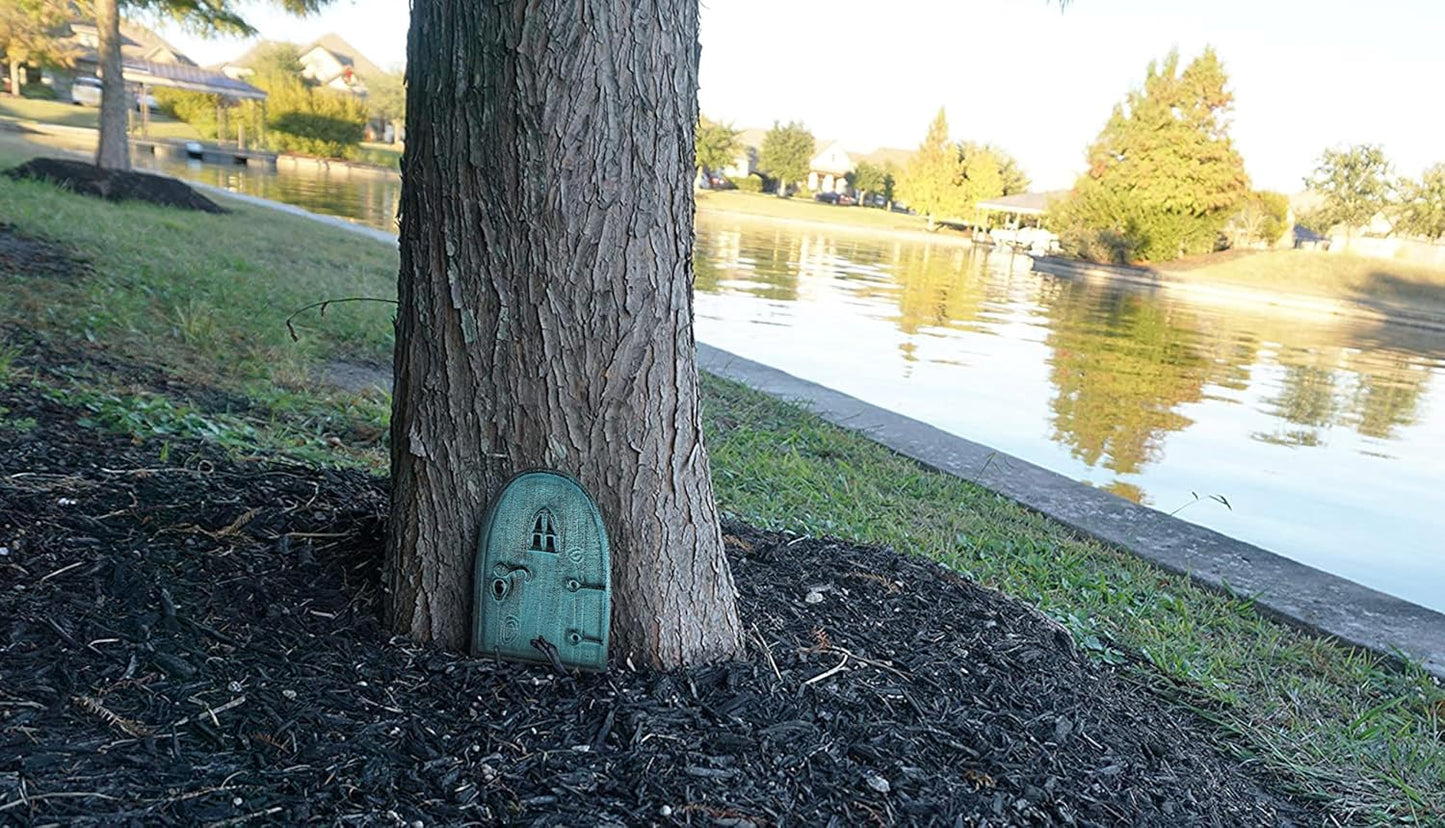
[1053,48,1249,262]
[898,108,968,226]
[758,121,813,195]
[958,142,1006,215]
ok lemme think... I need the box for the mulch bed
[5,158,224,213]
[0,370,1321,826]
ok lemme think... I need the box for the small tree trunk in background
[94,0,129,171]
[8,59,21,97]
[387,0,744,667]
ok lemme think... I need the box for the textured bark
[387,0,744,667]
[94,0,129,171]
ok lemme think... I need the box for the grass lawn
[0,95,201,141]
[355,141,403,169]
[0,152,1442,823]
[697,189,950,236]
[1162,248,1445,318]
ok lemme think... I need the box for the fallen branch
[285,297,398,342]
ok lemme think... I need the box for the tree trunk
[8,59,21,97]
[387,0,744,668]
[94,0,129,170]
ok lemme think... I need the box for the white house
[215,34,383,97]
[807,140,854,194]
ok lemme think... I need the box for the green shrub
[21,83,57,101]
[733,175,763,193]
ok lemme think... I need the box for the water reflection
[693,216,1445,611]
[131,154,401,233]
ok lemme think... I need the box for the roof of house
[122,60,267,100]
[303,33,387,83]
[853,146,913,169]
[733,128,769,151]
[976,190,1071,215]
[69,21,197,67]
[217,34,388,82]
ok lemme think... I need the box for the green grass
[1162,248,1445,318]
[698,189,949,236]
[0,146,1441,823]
[0,95,202,141]
[355,141,402,169]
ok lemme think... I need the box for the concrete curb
[697,343,1445,679]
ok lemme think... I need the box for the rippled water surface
[693,217,1445,612]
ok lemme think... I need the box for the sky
[154,0,1445,192]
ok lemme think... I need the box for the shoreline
[696,201,978,248]
[1031,255,1445,336]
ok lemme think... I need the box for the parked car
[863,193,888,209]
[70,76,103,107]
[814,191,840,205]
[135,91,159,112]
[837,193,856,207]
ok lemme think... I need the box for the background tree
[0,0,75,97]
[1052,48,1249,262]
[847,160,886,199]
[365,68,406,142]
[898,108,968,227]
[759,120,813,196]
[695,115,738,177]
[992,146,1030,195]
[92,0,325,170]
[1303,144,1394,239]
[391,0,743,666]
[957,142,1006,216]
[1225,190,1290,247]
[881,160,898,203]
[1395,163,1445,241]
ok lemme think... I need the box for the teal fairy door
[472,471,611,671]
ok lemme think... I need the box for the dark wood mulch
[5,158,224,213]
[0,378,1321,826]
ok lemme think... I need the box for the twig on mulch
[72,696,151,737]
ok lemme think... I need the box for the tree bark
[94,0,129,171]
[8,59,21,97]
[387,0,744,668]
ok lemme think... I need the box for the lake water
[133,158,1445,612]
[693,219,1445,613]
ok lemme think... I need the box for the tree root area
[5,158,225,214]
[0,382,1318,826]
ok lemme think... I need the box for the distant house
[807,140,853,194]
[48,21,196,94]
[722,127,767,180]
[216,34,383,97]
[718,128,914,193]
[40,21,264,125]
[298,34,385,95]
